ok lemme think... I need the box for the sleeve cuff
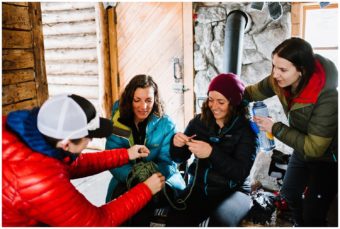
[272,122,284,138]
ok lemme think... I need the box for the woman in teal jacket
[105,75,186,208]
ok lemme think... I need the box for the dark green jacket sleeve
[272,89,337,160]
[244,75,276,102]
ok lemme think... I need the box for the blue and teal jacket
[105,101,186,199]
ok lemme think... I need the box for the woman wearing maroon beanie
[168,73,258,226]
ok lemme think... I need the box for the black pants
[110,183,250,226]
[166,188,251,226]
[281,153,338,226]
[110,183,178,226]
[129,186,177,226]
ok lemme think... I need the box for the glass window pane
[305,7,338,47]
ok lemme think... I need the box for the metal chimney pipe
[223,10,248,75]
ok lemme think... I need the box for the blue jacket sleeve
[154,116,177,179]
[155,116,186,190]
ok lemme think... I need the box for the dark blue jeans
[281,152,338,226]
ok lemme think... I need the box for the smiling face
[272,54,302,90]
[208,91,229,127]
[132,87,155,123]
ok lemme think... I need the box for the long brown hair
[119,74,164,120]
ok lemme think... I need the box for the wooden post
[29,2,49,105]
[108,6,120,103]
[95,3,112,118]
[291,2,302,37]
[183,2,194,126]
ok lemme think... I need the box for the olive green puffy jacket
[244,54,338,162]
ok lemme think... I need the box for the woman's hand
[127,145,150,160]
[253,116,274,133]
[186,140,212,158]
[143,172,165,195]
[173,132,194,147]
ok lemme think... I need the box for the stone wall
[193,2,293,153]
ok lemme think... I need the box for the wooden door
[115,2,193,131]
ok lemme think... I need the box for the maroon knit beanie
[208,73,245,106]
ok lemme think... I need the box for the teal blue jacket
[105,101,186,194]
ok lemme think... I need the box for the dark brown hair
[119,74,164,120]
[272,37,315,97]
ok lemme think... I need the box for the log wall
[2,2,48,115]
[40,2,100,110]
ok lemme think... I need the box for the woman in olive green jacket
[244,37,337,226]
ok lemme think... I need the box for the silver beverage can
[252,101,276,152]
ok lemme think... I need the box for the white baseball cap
[37,94,113,140]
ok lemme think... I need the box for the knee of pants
[211,192,251,226]
[280,187,302,204]
[303,192,330,225]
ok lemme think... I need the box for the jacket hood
[6,108,71,161]
[315,54,338,90]
[284,59,326,105]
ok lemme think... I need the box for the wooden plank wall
[41,2,100,109]
[2,2,48,115]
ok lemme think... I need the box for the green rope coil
[126,158,200,211]
[126,160,159,189]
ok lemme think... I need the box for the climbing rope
[163,158,199,211]
[126,158,200,211]
[126,160,159,189]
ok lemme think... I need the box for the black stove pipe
[223,10,248,75]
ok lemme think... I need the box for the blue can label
[252,101,276,152]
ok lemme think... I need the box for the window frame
[302,3,338,61]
